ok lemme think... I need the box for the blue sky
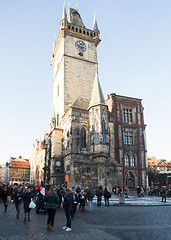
[0,0,171,164]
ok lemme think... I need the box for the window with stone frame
[94,123,99,144]
[125,154,130,166]
[130,154,136,167]
[124,131,133,145]
[101,120,106,144]
[80,127,86,148]
[123,108,133,123]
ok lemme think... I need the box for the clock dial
[75,41,86,52]
[56,161,61,167]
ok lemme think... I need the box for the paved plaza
[0,196,171,240]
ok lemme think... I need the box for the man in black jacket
[63,188,73,232]
[14,186,23,219]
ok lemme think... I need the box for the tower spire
[93,10,99,31]
[89,69,106,109]
[62,0,67,20]
[76,0,79,8]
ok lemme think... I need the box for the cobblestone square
[1,197,171,240]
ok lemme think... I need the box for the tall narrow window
[57,84,59,97]
[124,132,128,144]
[128,132,133,145]
[125,154,129,166]
[130,155,135,167]
[80,128,86,148]
[123,108,133,123]
[57,114,59,126]
[101,120,106,143]
[94,123,99,144]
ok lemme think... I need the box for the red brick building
[106,93,148,189]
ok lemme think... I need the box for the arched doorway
[126,172,135,188]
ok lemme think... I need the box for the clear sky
[0,0,171,165]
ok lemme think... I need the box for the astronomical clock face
[56,161,61,167]
[75,40,87,52]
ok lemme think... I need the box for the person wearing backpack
[71,187,78,219]
[87,187,94,211]
[96,187,103,207]
[63,188,73,232]
[104,188,111,207]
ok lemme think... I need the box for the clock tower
[51,4,100,126]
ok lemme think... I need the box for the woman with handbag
[23,187,34,221]
[44,185,59,231]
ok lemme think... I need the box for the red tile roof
[9,155,30,169]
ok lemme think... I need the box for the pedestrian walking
[96,187,102,207]
[2,186,11,212]
[117,186,121,196]
[103,188,111,207]
[86,187,94,211]
[124,185,129,198]
[140,187,144,197]
[137,186,141,198]
[63,188,73,232]
[161,186,167,202]
[14,186,23,219]
[44,185,59,231]
[71,187,78,219]
[23,187,34,221]
[80,191,86,212]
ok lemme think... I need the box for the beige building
[29,139,46,185]
[9,156,30,185]
[0,164,6,184]
[45,5,123,190]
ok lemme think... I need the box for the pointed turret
[61,2,67,20]
[89,70,106,109]
[67,7,85,27]
[93,12,99,31]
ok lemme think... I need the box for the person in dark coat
[104,187,111,207]
[23,187,34,221]
[63,188,73,232]
[71,187,78,219]
[96,188,103,207]
[161,186,167,202]
[44,185,59,231]
[2,186,10,212]
[14,186,23,219]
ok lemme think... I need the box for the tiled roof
[148,157,169,167]
[10,161,30,169]
[9,155,30,169]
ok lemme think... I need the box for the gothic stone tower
[49,5,122,189]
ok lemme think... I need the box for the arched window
[94,123,99,144]
[125,154,129,166]
[130,155,135,167]
[101,120,106,143]
[80,128,86,148]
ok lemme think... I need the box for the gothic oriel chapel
[46,4,147,189]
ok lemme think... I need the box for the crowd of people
[0,183,112,232]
